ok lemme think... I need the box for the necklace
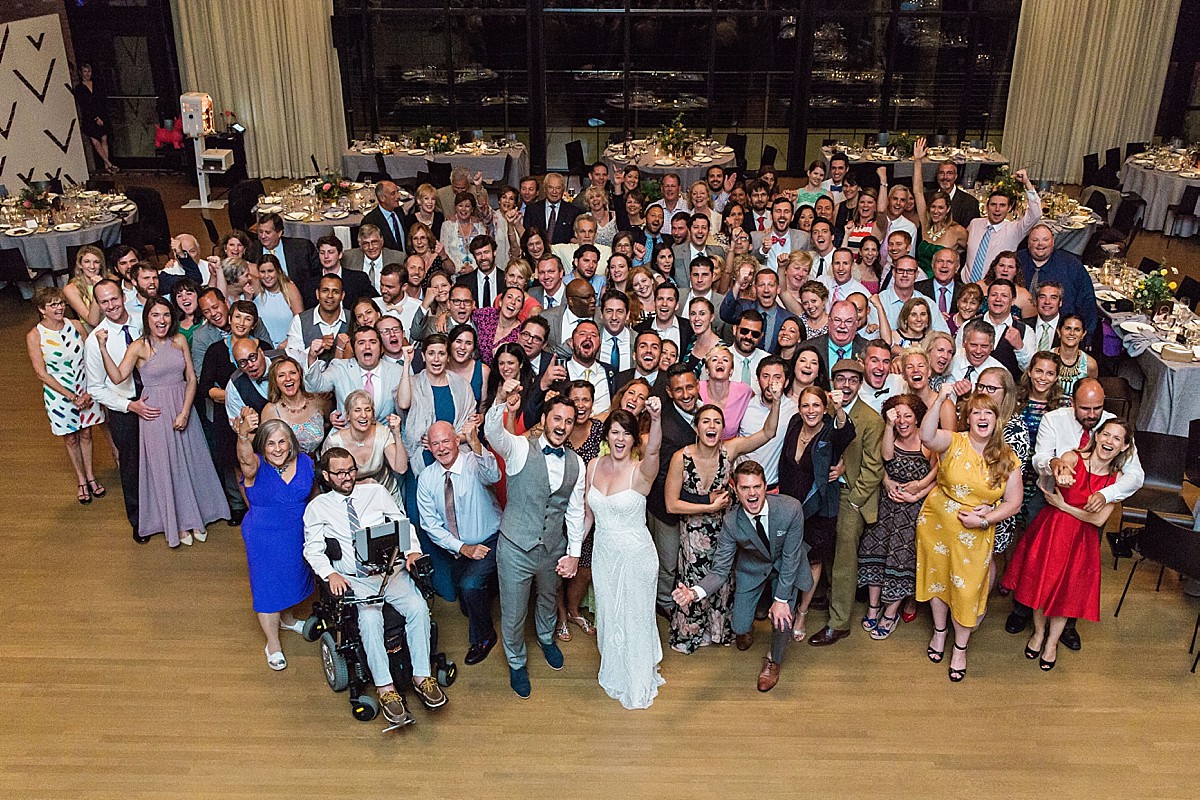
[279,398,308,415]
[927,222,949,242]
[270,459,288,476]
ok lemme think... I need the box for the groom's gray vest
[500,438,580,553]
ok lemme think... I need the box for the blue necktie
[387,211,402,248]
[543,445,565,457]
[610,335,620,368]
[545,295,555,308]
[970,225,994,283]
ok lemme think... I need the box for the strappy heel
[870,613,899,640]
[927,625,947,663]
[948,643,968,682]
[861,603,882,631]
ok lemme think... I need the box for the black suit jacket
[649,400,698,526]
[943,189,980,226]
[335,268,380,311]
[361,206,406,253]
[635,316,695,356]
[803,333,869,378]
[915,277,965,325]
[402,209,445,241]
[992,318,1029,381]
[524,200,581,245]
[249,237,320,308]
[613,367,668,396]
[456,268,504,307]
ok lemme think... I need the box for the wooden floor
[2,174,1200,799]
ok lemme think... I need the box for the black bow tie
[874,388,889,397]
[543,445,565,458]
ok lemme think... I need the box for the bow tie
[543,445,565,458]
[771,235,787,246]
[830,184,843,192]
[874,388,890,397]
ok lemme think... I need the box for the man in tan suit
[808,358,884,646]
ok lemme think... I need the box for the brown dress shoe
[735,632,754,651]
[757,657,780,692]
[808,626,851,646]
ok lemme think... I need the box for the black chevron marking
[0,102,14,139]
[13,57,55,103]
[18,167,34,186]
[0,27,9,67]
[43,167,62,182]
[44,119,76,153]
[26,32,45,51]
[0,155,6,179]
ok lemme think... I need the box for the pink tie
[832,285,841,302]
[364,370,375,398]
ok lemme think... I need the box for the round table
[278,210,367,245]
[0,216,128,273]
[1041,211,1104,256]
[342,143,529,188]
[604,150,736,189]
[1121,161,1200,236]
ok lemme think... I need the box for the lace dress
[590,478,665,709]
[669,449,734,654]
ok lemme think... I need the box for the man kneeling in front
[303,447,448,726]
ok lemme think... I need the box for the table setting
[603,114,736,186]
[1088,257,1200,437]
[343,132,529,189]
[1,186,138,272]
[1033,190,1105,255]
[254,178,403,244]
[1121,143,1200,236]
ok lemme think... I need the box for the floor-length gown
[138,342,229,544]
[590,476,665,709]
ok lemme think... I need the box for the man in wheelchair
[303,447,449,726]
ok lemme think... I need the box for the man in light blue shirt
[416,419,502,665]
[876,255,949,335]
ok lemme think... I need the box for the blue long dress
[241,453,316,613]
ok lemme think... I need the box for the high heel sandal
[77,483,92,505]
[861,603,882,632]
[791,610,808,642]
[948,643,968,682]
[86,479,106,498]
[554,619,572,642]
[1024,634,1043,660]
[566,613,596,635]
[927,625,947,663]
[870,613,899,640]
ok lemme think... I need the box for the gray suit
[540,304,600,352]
[751,229,811,267]
[696,494,811,663]
[302,357,403,420]
[671,242,727,290]
[343,247,405,275]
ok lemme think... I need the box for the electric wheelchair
[301,537,457,723]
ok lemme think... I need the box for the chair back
[122,186,171,254]
[64,239,105,278]
[1139,512,1200,580]
[1105,147,1122,174]
[1097,376,1133,420]
[1176,185,1200,218]
[1083,153,1100,186]
[1134,429,1188,492]
[1125,141,1147,161]
[725,133,747,170]
[227,179,266,232]
[373,153,393,182]
[310,154,321,176]
[1177,276,1200,311]
[1111,194,1142,235]
[1187,418,1200,488]
[1138,256,1161,274]
[565,140,587,179]
[427,161,452,189]
[760,144,778,169]
[0,248,30,282]
[1084,190,1109,222]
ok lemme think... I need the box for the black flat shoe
[227,507,247,526]
[1059,627,1081,651]
[132,529,152,544]
[1005,611,1030,634]
[464,639,495,666]
[927,625,947,664]
[948,643,968,682]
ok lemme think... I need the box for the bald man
[415,419,503,665]
[159,233,210,295]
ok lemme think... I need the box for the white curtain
[1003,0,1181,184]
[171,0,345,178]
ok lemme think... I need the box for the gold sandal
[555,619,572,642]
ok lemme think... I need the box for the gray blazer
[671,242,726,289]
[402,370,476,476]
[697,494,812,604]
[751,229,811,265]
[540,304,600,353]
[303,357,404,421]
[342,247,405,273]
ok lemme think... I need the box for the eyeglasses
[975,383,1003,394]
[327,467,358,478]
[235,351,261,369]
[519,330,545,344]
[449,298,472,305]
[736,327,763,337]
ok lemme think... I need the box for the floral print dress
[670,448,734,654]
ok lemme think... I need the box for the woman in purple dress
[233,413,316,670]
[97,296,228,546]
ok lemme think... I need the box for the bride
[585,395,664,709]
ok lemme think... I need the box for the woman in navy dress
[233,412,316,671]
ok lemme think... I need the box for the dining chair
[760,145,778,170]
[0,247,31,283]
[1112,511,1200,673]
[1124,141,1147,161]
[1176,276,1200,312]
[1166,185,1200,238]
[725,133,747,171]
[1083,190,1109,223]
[1082,153,1101,187]
[1186,418,1200,488]
[1104,147,1122,176]
[200,214,221,252]
[61,240,104,287]
[373,153,393,182]
[1137,256,1161,274]
[227,179,265,233]
[1118,429,1192,538]
[427,161,452,189]
[565,140,587,189]
[310,154,321,177]
[122,186,170,261]
[1097,376,1135,420]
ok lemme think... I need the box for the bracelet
[238,434,252,442]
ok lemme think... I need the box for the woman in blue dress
[233,412,316,671]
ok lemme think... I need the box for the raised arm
[920,383,956,454]
[383,416,410,474]
[94,327,142,384]
[637,396,664,485]
[911,137,931,228]
[233,407,260,484]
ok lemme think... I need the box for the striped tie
[970,225,994,282]
[346,497,370,577]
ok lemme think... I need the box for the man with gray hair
[361,180,407,252]
[437,166,489,219]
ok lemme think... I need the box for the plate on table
[1180,170,1200,179]
[1151,341,1168,354]
[283,210,307,221]
[714,146,734,154]
[1118,320,1155,335]
[261,195,283,204]
[1158,165,1180,173]
[348,182,364,190]
[108,201,136,212]
[480,148,500,155]
[406,148,427,156]
[927,154,949,161]
[692,155,713,163]
[53,222,82,232]
[259,204,284,214]
[1094,289,1121,302]
[1061,220,1085,229]
[610,153,628,162]
[4,227,33,237]
[876,154,899,162]
[323,209,349,219]
[79,190,100,198]
[846,153,861,161]
[654,158,676,166]
[360,147,381,155]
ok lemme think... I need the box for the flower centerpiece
[19,186,52,212]
[314,173,352,204]
[655,113,692,158]
[1131,265,1178,316]
[888,131,915,158]
[409,126,455,154]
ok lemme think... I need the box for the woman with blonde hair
[687,181,722,236]
[253,254,303,347]
[892,297,935,352]
[584,185,617,246]
[497,258,542,321]
[63,244,109,330]
[405,183,445,240]
[697,344,753,438]
[321,389,407,504]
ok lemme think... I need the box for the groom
[484,378,586,698]
[673,461,810,692]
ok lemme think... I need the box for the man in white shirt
[707,164,734,212]
[551,215,611,270]
[531,254,567,310]
[878,185,919,271]
[125,261,158,320]
[303,449,444,725]
[955,279,1034,377]
[84,279,155,539]
[818,248,870,309]
[877,255,949,334]
[343,225,402,293]
[857,339,906,413]
[457,236,502,307]
[378,262,422,336]
[808,219,837,278]
[613,329,664,393]
[639,283,688,351]
[284,274,349,364]
[747,180,772,233]
[650,172,690,217]
[946,318,1004,385]
[729,309,770,389]
[738,357,797,488]
[820,152,850,205]
[598,289,634,371]
[565,320,612,413]
[963,168,1041,283]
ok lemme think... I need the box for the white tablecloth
[604,151,736,189]
[822,147,1009,183]
[1121,161,1200,236]
[1,215,131,273]
[342,143,529,189]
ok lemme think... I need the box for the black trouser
[107,408,140,528]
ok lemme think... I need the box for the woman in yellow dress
[916,385,1022,682]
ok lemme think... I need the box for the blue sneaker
[541,641,564,670]
[509,666,531,699]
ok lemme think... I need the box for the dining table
[254,184,415,246]
[1120,158,1200,237]
[1,193,138,274]
[342,141,529,189]
[603,141,737,188]
[822,144,1009,186]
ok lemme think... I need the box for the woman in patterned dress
[665,389,782,654]
[916,388,1023,681]
[1014,352,1070,526]
[857,394,937,639]
[972,367,1031,564]
[27,287,106,503]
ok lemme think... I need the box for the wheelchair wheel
[320,632,350,692]
[436,655,457,688]
[351,695,378,721]
[301,615,325,643]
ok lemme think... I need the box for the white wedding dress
[589,480,665,709]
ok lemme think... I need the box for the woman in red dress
[1002,418,1134,670]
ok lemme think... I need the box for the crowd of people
[25,142,1142,724]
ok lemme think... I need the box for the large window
[333,0,1020,173]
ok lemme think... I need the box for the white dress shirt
[84,316,141,413]
[540,284,566,310]
[1031,407,1145,504]
[415,449,503,554]
[750,209,771,233]
[880,214,919,267]
[302,483,420,580]
[359,256,384,291]
[285,307,348,363]
[1032,314,1059,352]
[224,365,272,424]
[878,287,950,334]
[946,351,1004,384]
[600,327,632,371]
[649,316,682,348]
[818,275,870,308]
[483,403,587,556]
[810,249,836,279]
[730,347,770,389]
[651,196,691,216]
[738,395,797,486]
[858,373,906,414]
[566,358,611,414]
[963,188,1042,282]
[955,314,1036,370]
[123,286,145,322]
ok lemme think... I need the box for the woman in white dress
[584,396,664,709]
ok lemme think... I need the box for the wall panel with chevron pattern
[0,13,87,192]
